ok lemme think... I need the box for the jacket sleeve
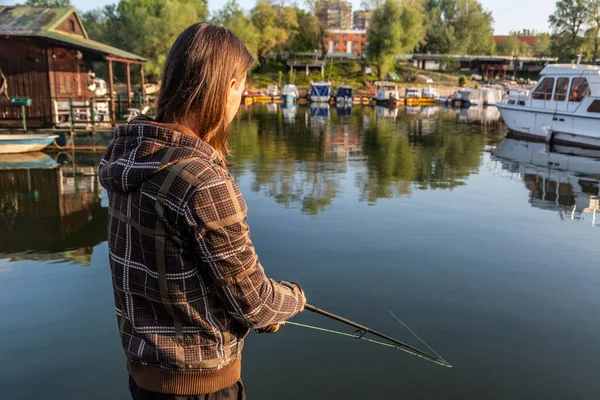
[186,175,304,329]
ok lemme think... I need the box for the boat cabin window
[587,100,600,113]
[554,77,569,101]
[569,78,591,102]
[531,78,554,100]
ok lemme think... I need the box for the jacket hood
[99,115,222,194]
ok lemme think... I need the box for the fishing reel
[255,323,283,334]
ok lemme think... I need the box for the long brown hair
[156,23,255,159]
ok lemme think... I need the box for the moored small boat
[335,86,353,105]
[309,81,332,102]
[281,84,298,103]
[454,89,482,108]
[374,81,399,107]
[0,134,58,154]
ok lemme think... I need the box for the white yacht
[497,64,600,149]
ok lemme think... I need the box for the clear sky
[2,0,552,35]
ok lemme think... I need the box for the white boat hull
[0,135,58,154]
[310,96,330,102]
[497,104,600,149]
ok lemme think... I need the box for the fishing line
[387,310,449,365]
[285,320,452,368]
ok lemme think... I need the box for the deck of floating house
[0,6,146,132]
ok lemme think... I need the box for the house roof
[493,35,538,47]
[0,6,145,62]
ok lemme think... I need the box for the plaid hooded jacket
[99,115,304,395]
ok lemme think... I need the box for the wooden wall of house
[0,36,52,128]
[47,45,90,103]
[0,35,94,129]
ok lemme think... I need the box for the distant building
[493,35,538,47]
[411,54,558,78]
[325,29,367,58]
[353,10,372,30]
[317,0,353,30]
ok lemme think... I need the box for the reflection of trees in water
[229,105,490,213]
[357,114,486,203]
[230,107,341,215]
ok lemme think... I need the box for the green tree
[213,0,260,58]
[366,0,425,78]
[549,0,588,61]
[250,0,298,66]
[533,33,552,58]
[287,9,320,52]
[24,0,71,6]
[495,36,520,56]
[81,0,208,81]
[421,0,494,55]
[310,0,333,57]
[586,0,600,62]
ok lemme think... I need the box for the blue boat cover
[310,84,331,97]
[336,87,353,97]
[310,105,330,118]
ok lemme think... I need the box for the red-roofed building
[493,35,538,47]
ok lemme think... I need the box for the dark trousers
[129,376,246,400]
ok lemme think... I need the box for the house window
[531,77,554,100]
[569,78,590,102]
[587,100,600,113]
[343,34,347,38]
[554,77,569,101]
[69,19,76,32]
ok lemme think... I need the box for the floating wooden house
[0,6,146,129]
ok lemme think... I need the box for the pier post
[140,64,146,99]
[108,59,116,126]
[68,97,75,133]
[117,94,122,121]
[90,97,96,133]
[20,105,26,131]
[126,62,132,108]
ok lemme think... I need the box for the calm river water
[1,104,599,399]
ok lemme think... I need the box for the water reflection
[230,104,501,212]
[493,138,600,226]
[0,152,106,264]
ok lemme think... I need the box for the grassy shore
[246,60,479,97]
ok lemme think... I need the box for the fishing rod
[291,304,452,368]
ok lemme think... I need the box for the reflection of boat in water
[282,103,297,122]
[457,106,501,125]
[336,104,352,118]
[375,106,398,119]
[0,156,106,263]
[493,138,600,225]
[310,103,330,119]
[266,103,278,114]
[0,152,57,169]
[0,134,58,154]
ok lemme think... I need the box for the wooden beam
[126,62,132,108]
[105,56,145,64]
[108,59,115,125]
[140,63,145,98]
